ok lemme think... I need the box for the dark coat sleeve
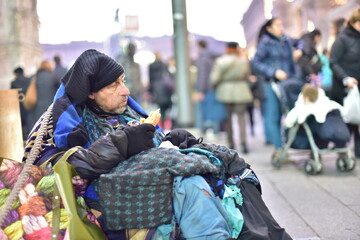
[297,36,322,75]
[66,130,128,180]
[252,40,276,80]
[330,36,348,80]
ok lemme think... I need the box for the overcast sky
[37,0,252,45]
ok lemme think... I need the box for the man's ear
[88,93,95,100]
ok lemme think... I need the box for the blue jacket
[252,33,297,82]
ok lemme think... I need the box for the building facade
[0,0,42,90]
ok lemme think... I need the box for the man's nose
[119,86,130,96]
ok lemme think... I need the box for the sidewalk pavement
[186,110,360,240]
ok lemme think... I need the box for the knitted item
[0,158,98,239]
[93,148,219,230]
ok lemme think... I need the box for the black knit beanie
[61,49,124,104]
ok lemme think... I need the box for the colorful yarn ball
[35,175,55,195]
[2,209,19,229]
[4,220,24,240]
[45,208,69,230]
[23,226,56,240]
[22,215,48,235]
[30,166,51,186]
[0,160,16,172]
[0,228,8,240]
[0,164,24,188]
[0,189,21,210]
[18,196,47,218]
[19,183,37,205]
[37,192,53,212]
[72,176,89,196]
[0,180,5,190]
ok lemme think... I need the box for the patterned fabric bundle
[93,148,220,230]
[0,158,99,240]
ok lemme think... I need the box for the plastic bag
[343,86,360,124]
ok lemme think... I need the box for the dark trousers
[307,110,350,148]
[347,123,360,157]
[225,103,247,148]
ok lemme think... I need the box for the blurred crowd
[11,55,67,139]
[11,8,360,159]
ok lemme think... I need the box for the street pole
[171,0,193,127]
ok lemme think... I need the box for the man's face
[88,74,130,114]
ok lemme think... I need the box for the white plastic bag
[342,86,360,124]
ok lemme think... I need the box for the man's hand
[123,123,155,157]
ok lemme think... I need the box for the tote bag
[0,149,106,240]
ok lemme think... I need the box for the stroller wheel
[271,156,281,169]
[271,154,281,169]
[336,157,350,172]
[271,150,287,169]
[345,156,356,171]
[304,161,321,175]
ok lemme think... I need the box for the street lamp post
[171,0,193,127]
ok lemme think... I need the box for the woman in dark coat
[252,17,302,154]
[330,8,360,158]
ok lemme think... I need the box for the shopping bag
[0,148,105,240]
[342,86,360,124]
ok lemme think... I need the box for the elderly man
[23,49,292,240]
[23,49,243,240]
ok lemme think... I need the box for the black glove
[163,129,198,149]
[123,123,155,158]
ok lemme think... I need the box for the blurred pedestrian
[195,39,224,137]
[239,47,258,137]
[52,55,67,90]
[30,60,56,128]
[148,52,174,128]
[330,8,360,159]
[211,42,253,153]
[117,42,143,102]
[297,29,323,82]
[10,67,32,138]
[319,49,333,97]
[252,17,302,156]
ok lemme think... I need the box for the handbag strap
[0,104,53,227]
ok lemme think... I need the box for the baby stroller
[271,83,356,175]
